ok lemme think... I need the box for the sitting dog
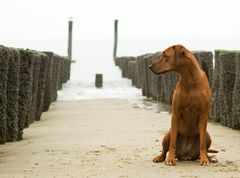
[149,44,217,166]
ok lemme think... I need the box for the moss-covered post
[212,50,222,122]
[0,46,9,144]
[35,53,48,121]
[6,48,20,141]
[231,52,240,129]
[26,53,40,126]
[113,19,118,63]
[43,52,54,112]
[68,20,73,61]
[18,49,34,140]
[218,52,236,127]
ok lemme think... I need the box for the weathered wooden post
[95,74,103,88]
[113,19,118,62]
[68,19,73,61]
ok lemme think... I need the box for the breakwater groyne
[0,45,71,143]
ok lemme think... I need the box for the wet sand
[0,99,240,178]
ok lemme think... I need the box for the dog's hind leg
[153,131,170,163]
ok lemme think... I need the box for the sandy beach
[0,99,240,178]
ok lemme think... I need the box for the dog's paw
[165,156,176,166]
[200,156,210,166]
[153,155,165,163]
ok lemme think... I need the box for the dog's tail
[207,149,218,153]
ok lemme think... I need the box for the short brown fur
[149,44,217,166]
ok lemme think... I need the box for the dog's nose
[149,63,156,70]
[149,63,157,74]
[148,64,153,69]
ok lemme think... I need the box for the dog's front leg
[165,115,178,166]
[199,114,209,165]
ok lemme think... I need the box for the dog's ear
[173,46,185,65]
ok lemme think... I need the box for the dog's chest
[178,105,200,135]
[174,88,207,133]
[176,89,205,110]
[180,106,200,122]
[174,88,207,120]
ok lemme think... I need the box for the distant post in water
[113,19,118,61]
[68,19,73,61]
[95,74,103,88]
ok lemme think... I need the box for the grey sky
[1,0,240,57]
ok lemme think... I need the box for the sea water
[57,39,161,110]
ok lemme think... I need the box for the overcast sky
[1,0,240,57]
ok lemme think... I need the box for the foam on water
[57,58,159,110]
[58,77,143,101]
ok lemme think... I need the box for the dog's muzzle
[149,64,157,74]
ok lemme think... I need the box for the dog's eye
[163,52,169,58]
[164,55,169,61]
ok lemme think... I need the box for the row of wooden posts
[0,45,71,144]
[114,50,240,130]
[0,20,73,144]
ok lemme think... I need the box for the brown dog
[149,44,217,166]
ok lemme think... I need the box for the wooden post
[95,74,103,88]
[113,19,118,62]
[68,20,73,61]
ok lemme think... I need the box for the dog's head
[149,44,190,74]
